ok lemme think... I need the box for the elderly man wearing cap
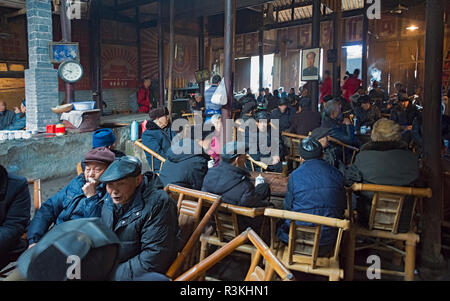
[99,156,180,280]
[343,119,419,232]
[354,95,381,130]
[202,141,271,233]
[27,147,115,248]
[244,111,283,173]
[5,99,26,131]
[278,137,346,256]
[390,92,418,130]
[270,96,294,132]
[288,97,321,136]
[142,107,175,172]
[240,101,257,122]
[159,126,211,190]
[310,127,339,168]
[93,128,125,157]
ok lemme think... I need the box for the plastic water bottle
[131,120,138,141]
[255,174,265,187]
[353,116,358,134]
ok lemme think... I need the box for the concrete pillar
[25,0,59,132]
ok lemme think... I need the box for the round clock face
[59,61,83,83]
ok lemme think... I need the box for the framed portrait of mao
[301,48,321,81]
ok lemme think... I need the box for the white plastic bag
[211,80,227,106]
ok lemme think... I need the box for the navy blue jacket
[0,110,16,130]
[159,139,209,190]
[27,174,106,244]
[101,172,180,280]
[5,113,26,130]
[322,116,358,146]
[0,166,30,255]
[141,121,174,172]
[278,159,346,246]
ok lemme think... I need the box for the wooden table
[250,171,289,198]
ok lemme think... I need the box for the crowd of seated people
[1,99,27,131]
[0,70,438,281]
[0,101,16,130]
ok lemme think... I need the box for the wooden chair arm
[281,131,308,140]
[246,155,268,170]
[351,183,432,198]
[328,137,360,152]
[264,208,351,230]
[135,139,167,163]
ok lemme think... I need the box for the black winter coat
[201,162,270,232]
[270,108,293,132]
[101,172,180,281]
[288,109,322,136]
[344,140,420,232]
[0,166,30,262]
[142,121,174,172]
[159,139,210,190]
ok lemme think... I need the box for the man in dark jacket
[99,156,180,280]
[0,165,30,270]
[390,94,418,129]
[278,137,346,256]
[289,97,321,136]
[270,97,293,132]
[322,99,358,146]
[142,107,174,172]
[240,101,257,122]
[6,99,26,131]
[354,95,381,129]
[245,111,283,172]
[159,127,210,190]
[344,119,419,232]
[27,148,115,247]
[265,88,278,112]
[0,101,16,130]
[202,142,271,233]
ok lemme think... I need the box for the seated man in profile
[0,165,31,271]
[278,137,346,256]
[99,156,180,280]
[27,147,115,247]
[142,107,174,173]
[202,142,271,233]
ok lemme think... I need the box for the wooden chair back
[282,132,308,165]
[164,185,220,246]
[351,183,432,234]
[327,137,359,165]
[135,139,167,173]
[213,202,266,242]
[265,208,350,268]
[175,228,294,281]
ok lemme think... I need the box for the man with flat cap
[240,101,257,122]
[354,95,381,130]
[310,127,339,168]
[278,137,345,256]
[142,107,175,173]
[270,96,293,132]
[202,142,271,233]
[27,147,115,248]
[99,156,180,280]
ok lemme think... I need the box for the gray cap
[99,156,142,183]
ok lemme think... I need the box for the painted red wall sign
[101,44,138,89]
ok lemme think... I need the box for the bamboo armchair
[344,183,432,281]
[246,154,268,172]
[182,112,203,125]
[282,132,307,168]
[134,139,167,173]
[164,184,223,279]
[264,208,350,281]
[327,137,359,165]
[175,228,294,281]
[0,179,42,278]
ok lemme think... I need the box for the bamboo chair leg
[392,241,404,266]
[198,239,209,281]
[404,241,416,281]
[343,229,356,281]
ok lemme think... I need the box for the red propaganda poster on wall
[101,45,138,89]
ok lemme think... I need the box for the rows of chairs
[164,182,432,281]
